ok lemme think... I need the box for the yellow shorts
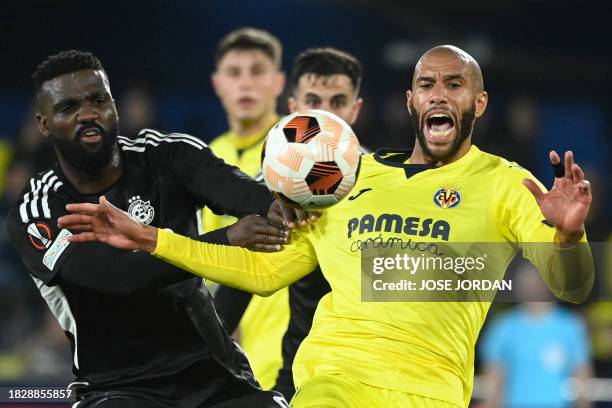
[291,374,461,408]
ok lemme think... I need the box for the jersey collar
[227,115,279,151]
[373,145,480,178]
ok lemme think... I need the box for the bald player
[408,45,484,164]
[60,45,594,408]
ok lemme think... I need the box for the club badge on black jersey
[128,195,155,224]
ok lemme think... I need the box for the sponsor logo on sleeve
[43,229,73,271]
[27,222,53,251]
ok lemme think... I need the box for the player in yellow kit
[204,27,289,390]
[60,45,594,407]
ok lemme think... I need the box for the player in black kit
[6,50,289,408]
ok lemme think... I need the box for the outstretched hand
[522,150,592,244]
[58,196,157,252]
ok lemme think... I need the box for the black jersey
[6,129,274,395]
[213,268,331,399]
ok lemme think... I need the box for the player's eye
[252,65,265,76]
[419,83,433,89]
[227,68,240,77]
[57,103,77,113]
[448,82,461,88]
[331,100,346,109]
[305,98,320,107]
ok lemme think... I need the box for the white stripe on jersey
[141,128,208,148]
[118,130,207,151]
[32,276,79,369]
[41,169,54,183]
[19,179,36,222]
[119,133,205,150]
[120,138,204,152]
[195,208,204,236]
[19,170,64,223]
[30,179,43,218]
[273,396,289,408]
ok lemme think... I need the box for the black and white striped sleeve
[6,169,193,293]
[6,169,75,284]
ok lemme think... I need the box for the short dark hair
[291,48,362,95]
[215,27,282,68]
[33,50,104,93]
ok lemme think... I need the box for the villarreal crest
[434,187,461,209]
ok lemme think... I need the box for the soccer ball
[262,110,361,210]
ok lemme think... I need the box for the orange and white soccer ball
[262,110,361,210]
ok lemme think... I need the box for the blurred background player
[288,47,362,126]
[481,261,592,408]
[203,27,289,391]
[214,47,365,398]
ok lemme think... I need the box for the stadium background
[0,0,610,406]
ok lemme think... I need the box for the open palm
[523,150,592,242]
[58,196,149,251]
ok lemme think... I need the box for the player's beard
[50,122,119,175]
[410,102,476,162]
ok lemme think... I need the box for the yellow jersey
[158,145,592,407]
[202,119,290,390]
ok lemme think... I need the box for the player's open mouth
[424,112,455,142]
[79,127,103,144]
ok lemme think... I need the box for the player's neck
[57,146,123,194]
[409,139,472,166]
[230,111,276,138]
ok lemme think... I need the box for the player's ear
[349,98,363,125]
[406,90,413,115]
[274,71,286,97]
[211,72,221,96]
[35,113,50,137]
[475,91,488,118]
[287,96,297,113]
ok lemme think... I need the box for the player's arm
[480,319,509,408]
[481,364,505,408]
[7,211,191,295]
[573,364,593,408]
[59,197,317,296]
[155,229,315,295]
[157,132,316,241]
[155,133,274,217]
[569,316,593,408]
[502,151,594,303]
[6,193,245,295]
